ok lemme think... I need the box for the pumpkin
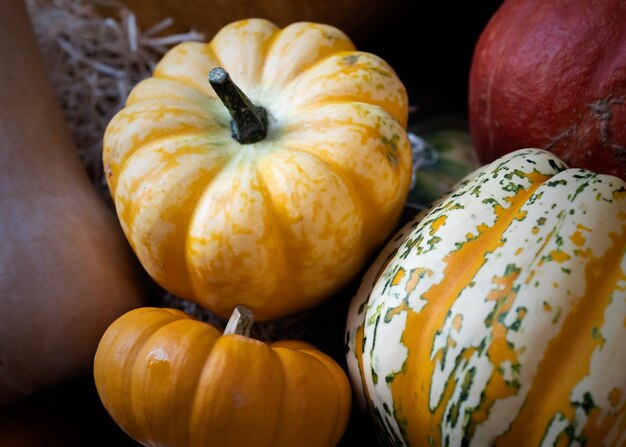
[94,305,352,447]
[0,0,143,403]
[345,148,626,446]
[469,0,626,180]
[103,18,411,320]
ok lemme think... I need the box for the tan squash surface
[0,0,143,403]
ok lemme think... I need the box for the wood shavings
[26,0,204,193]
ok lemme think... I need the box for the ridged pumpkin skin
[346,149,626,446]
[469,0,626,180]
[103,19,411,320]
[94,307,351,447]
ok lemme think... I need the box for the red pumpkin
[469,0,626,180]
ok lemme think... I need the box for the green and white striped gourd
[346,148,626,446]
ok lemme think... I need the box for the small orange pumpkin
[94,306,352,447]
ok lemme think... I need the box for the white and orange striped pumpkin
[346,149,626,446]
[103,19,410,321]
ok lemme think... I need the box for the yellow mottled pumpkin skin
[94,307,351,447]
[103,19,411,320]
[346,149,626,446]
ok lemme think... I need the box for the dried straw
[26,0,204,194]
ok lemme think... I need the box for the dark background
[0,1,503,446]
[368,1,504,124]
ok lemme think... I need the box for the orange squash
[94,306,351,447]
[0,0,143,402]
[103,18,411,320]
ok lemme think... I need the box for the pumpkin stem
[224,305,254,337]
[208,67,268,144]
